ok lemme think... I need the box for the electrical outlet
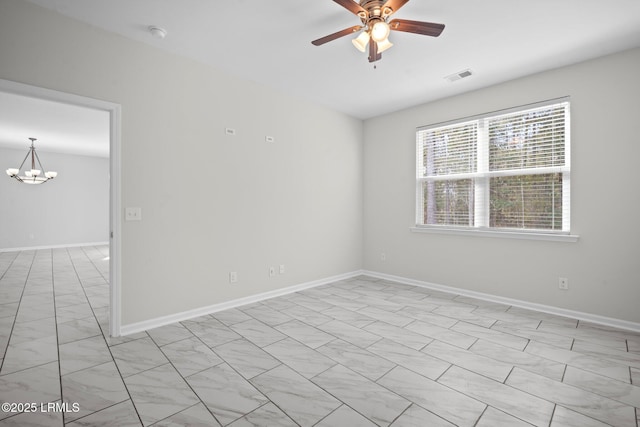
[558,277,569,290]
[269,266,276,277]
[279,264,285,274]
[229,272,237,284]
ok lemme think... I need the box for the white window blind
[416,99,570,233]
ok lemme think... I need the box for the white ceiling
[0,91,109,157]
[2,0,640,156]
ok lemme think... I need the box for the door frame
[0,79,122,336]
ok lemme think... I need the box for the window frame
[413,98,579,242]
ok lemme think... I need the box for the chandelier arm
[17,149,31,172]
[33,150,47,173]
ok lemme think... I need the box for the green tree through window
[416,99,570,233]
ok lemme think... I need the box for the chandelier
[6,138,58,184]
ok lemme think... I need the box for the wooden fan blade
[389,19,445,37]
[311,25,362,46]
[368,40,382,63]
[332,0,367,16]
[382,0,409,14]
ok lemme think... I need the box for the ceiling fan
[312,0,445,63]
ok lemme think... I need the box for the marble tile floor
[0,246,639,426]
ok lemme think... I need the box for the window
[416,99,570,236]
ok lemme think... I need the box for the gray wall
[1,147,109,250]
[0,0,363,326]
[363,48,640,323]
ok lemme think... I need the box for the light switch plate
[125,207,142,221]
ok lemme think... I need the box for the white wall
[0,0,363,326]
[0,147,108,250]
[363,48,640,324]
[3,0,637,328]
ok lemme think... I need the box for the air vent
[444,69,473,83]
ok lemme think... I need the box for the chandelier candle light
[6,138,58,184]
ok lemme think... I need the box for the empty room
[0,0,639,426]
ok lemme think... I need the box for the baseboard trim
[120,268,640,336]
[119,270,365,336]
[363,270,640,333]
[0,241,109,253]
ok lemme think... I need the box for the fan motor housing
[358,0,393,23]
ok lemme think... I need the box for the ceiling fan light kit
[376,37,393,53]
[352,31,370,52]
[312,0,445,63]
[370,20,390,42]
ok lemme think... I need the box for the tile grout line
[225,306,398,424]
[147,331,227,426]
[0,250,40,424]
[4,254,639,426]
[51,248,66,425]
[547,404,557,427]
[65,246,145,427]
[146,298,318,425]
[0,250,36,375]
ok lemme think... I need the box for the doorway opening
[0,79,122,336]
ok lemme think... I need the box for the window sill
[410,226,579,242]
